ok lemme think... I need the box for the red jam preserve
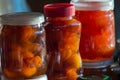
[71,0,115,67]
[43,3,82,80]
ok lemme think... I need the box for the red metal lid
[44,3,75,17]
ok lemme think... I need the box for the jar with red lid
[43,3,82,80]
[0,12,47,80]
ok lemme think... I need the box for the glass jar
[71,0,115,79]
[43,3,82,80]
[0,12,47,79]
[71,0,115,68]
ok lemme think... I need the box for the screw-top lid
[0,12,44,25]
[44,3,75,17]
[71,0,114,10]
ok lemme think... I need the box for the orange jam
[1,13,46,79]
[75,10,115,62]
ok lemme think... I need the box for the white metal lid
[71,0,114,10]
[0,12,44,25]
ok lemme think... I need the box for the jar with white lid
[71,0,115,79]
[0,12,47,80]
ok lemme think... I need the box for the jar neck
[45,16,73,21]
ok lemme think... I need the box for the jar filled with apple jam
[0,12,47,79]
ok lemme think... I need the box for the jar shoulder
[42,18,81,28]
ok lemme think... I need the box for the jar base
[83,59,113,68]
[1,74,47,80]
[78,62,120,80]
[79,74,111,80]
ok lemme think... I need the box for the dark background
[26,0,70,13]
[114,0,120,39]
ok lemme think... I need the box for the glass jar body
[71,0,115,68]
[44,17,82,80]
[1,13,47,79]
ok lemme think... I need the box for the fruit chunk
[21,66,37,77]
[66,69,78,80]
[19,26,35,41]
[22,51,34,59]
[63,32,80,51]
[33,56,42,68]
[66,53,82,69]
[59,49,72,61]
